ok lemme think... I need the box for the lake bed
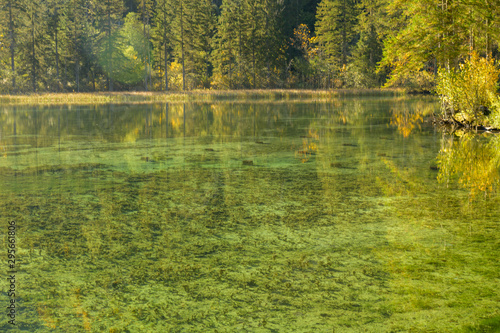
[1,97,498,332]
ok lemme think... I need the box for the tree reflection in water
[438,133,500,199]
[389,98,435,138]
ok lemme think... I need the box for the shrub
[488,93,500,128]
[435,52,500,126]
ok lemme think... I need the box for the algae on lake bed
[0,99,498,332]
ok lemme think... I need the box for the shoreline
[0,88,408,106]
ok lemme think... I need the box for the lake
[1,97,499,332]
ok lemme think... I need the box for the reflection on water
[389,99,431,138]
[438,133,500,199]
[0,97,499,332]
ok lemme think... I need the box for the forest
[0,0,499,93]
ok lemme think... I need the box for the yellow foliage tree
[435,52,500,127]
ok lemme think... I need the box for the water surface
[1,97,499,332]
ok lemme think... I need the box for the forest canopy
[0,0,499,93]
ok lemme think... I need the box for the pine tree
[60,0,88,92]
[260,0,286,88]
[16,0,48,92]
[170,0,215,90]
[137,0,153,90]
[185,0,214,88]
[349,0,386,87]
[315,0,358,67]
[376,0,496,88]
[171,0,187,90]
[0,0,19,91]
[466,0,500,58]
[152,0,174,91]
[77,0,108,92]
[96,0,126,91]
[211,0,241,89]
[46,0,66,91]
[212,0,285,89]
[379,0,444,87]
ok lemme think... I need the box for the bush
[435,52,500,127]
[488,94,500,128]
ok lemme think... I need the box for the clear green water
[1,97,499,332]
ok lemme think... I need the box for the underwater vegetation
[0,98,498,332]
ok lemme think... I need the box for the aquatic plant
[0,98,498,332]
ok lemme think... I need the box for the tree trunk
[143,0,148,91]
[63,63,67,90]
[107,0,113,92]
[341,0,347,67]
[485,0,490,58]
[229,45,232,89]
[485,16,489,59]
[55,28,60,91]
[163,6,168,91]
[147,6,152,89]
[158,40,162,90]
[74,21,79,92]
[252,47,256,89]
[238,5,242,89]
[8,0,16,91]
[55,7,60,91]
[165,42,168,91]
[251,20,256,88]
[31,8,36,92]
[180,0,186,91]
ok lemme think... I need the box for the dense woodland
[0,0,499,93]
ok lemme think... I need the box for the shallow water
[1,97,499,332]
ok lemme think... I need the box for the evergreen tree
[260,0,286,87]
[0,0,19,91]
[60,0,88,92]
[184,0,215,88]
[0,0,498,92]
[137,0,153,90]
[79,0,107,91]
[280,0,321,80]
[170,0,214,90]
[152,0,174,91]
[211,0,245,89]
[315,0,358,67]
[171,0,187,90]
[96,0,125,91]
[17,0,48,92]
[46,0,67,91]
[465,0,500,58]
[349,0,386,87]
[212,0,285,89]
[376,0,498,88]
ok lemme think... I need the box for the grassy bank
[0,88,406,105]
